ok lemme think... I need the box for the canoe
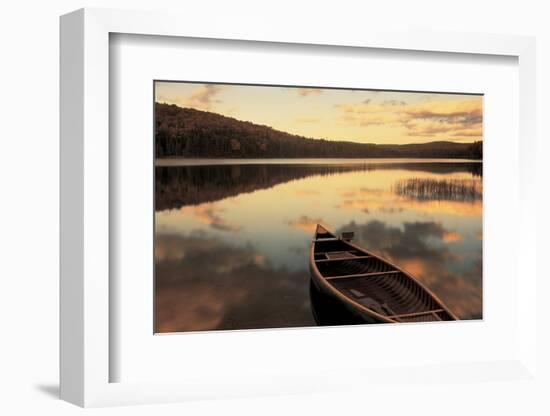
[309,224,458,323]
[309,278,366,326]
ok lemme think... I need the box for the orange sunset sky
[155,81,483,145]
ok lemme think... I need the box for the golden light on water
[155,163,483,331]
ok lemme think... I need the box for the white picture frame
[60,7,538,408]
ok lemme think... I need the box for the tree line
[155,103,483,159]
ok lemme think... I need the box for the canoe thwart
[386,309,445,320]
[340,231,354,241]
[313,237,343,243]
[325,270,400,281]
[315,255,373,263]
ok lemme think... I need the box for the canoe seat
[341,231,354,241]
[387,309,445,322]
[326,270,400,281]
[357,297,386,315]
[326,251,355,260]
[354,296,401,321]
[317,255,396,278]
[315,255,372,263]
[331,272,441,316]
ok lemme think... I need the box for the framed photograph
[60,8,538,408]
[153,80,480,333]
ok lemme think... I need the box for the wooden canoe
[309,224,458,323]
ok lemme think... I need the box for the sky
[155,81,483,145]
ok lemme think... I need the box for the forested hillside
[155,103,483,159]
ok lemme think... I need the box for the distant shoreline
[155,157,482,167]
[155,103,483,160]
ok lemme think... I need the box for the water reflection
[155,233,314,332]
[334,220,482,319]
[156,161,481,210]
[155,160,483,332]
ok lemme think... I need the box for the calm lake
[155,159,482,332]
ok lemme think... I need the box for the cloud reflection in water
[336,220,482,319]
[155,161,483,332]
[155,234,315,332]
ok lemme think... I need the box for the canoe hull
[309,278,367,326]
[309,269,382,324]
[309,224,458,324]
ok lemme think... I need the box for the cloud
[178,203,242,232]
[336,97,483,140]
[336,102,391,114]
[294,88,323,97]
[337,220,457,264]
[450,129,484,138]
[403,99,482,124]
[403,99,483,137]
[442,230,462,242]
[359,116,395,127]
[401,99,483,138]
[287,216,330,232]
[336,101,405,127]
[186,84,225,109]
[336,185,482,217]
[378,206,404,214]
[405,122,464,137]
[381,99,407,106]
[156,84,225,111]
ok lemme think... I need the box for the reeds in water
[393,178,482,201]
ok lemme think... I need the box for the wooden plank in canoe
[386,309,445,320]
[325,270,400,281]
[315,255,373,263]
[325,251,356,260]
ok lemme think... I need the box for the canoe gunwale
[336,238,458,320]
